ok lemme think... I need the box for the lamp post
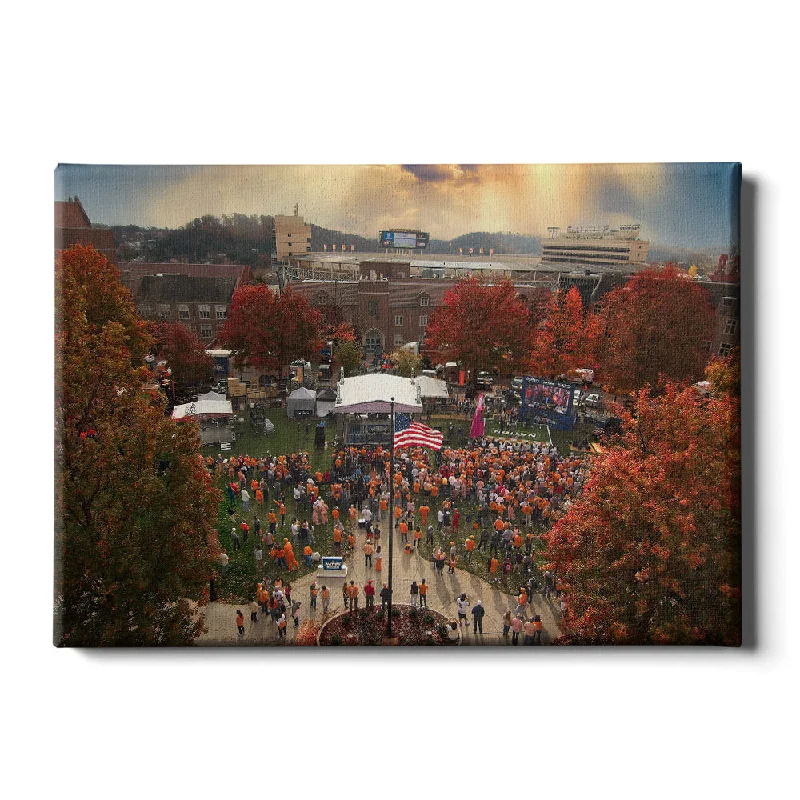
[386,396,395,638]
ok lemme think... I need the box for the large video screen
[380,230,429,249]
[520,377,576,429]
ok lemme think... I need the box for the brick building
[290,259,557,362]
[55,198,116,264]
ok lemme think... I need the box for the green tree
[335,340,362,377]
[390,349,423,377]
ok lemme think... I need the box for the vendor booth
[286,386,317,419]
[171,390,235,445]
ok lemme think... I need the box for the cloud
[401,164,457,183]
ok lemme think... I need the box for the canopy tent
[416,375,449,400]
[315,387,337,418]
[171,395,233,420]
[331,373,423,415]
[287,386,317,418]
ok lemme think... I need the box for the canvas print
[54,163,741,647]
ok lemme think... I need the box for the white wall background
[6,2,796,798]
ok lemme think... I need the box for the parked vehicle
[582,393,603,410]
[477,371,494,387]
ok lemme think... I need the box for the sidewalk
[197,530,562,647]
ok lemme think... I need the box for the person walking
[347,580,359,612]
[410,580,420,607]
[277,611,287,639]
[241,488,250,513]
[471,600,485,634]
[231,527,240,552]
[511,613,524,645]
[364,580,375,610]
[219,550,229,577]
[375,545,383,573]
[419,579,428,607]
[236,609,245,637]
[291,600,302,628]
[457,594,470,628]
[533,614,543,645]
[363,540,374,568]
[321,585,331,614]
[502,609,512,638]
[310,582,318,613]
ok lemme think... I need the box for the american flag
[394,413,443,451]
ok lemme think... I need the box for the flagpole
[387,397,395,638]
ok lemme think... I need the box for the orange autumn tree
[598,266,717,393]
[219,284,323,372]
[56,245,221,646]
[424,277,532,384]
[543,377,741,645]
[527,286,600,379]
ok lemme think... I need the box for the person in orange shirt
[347,581,359,612]
[332,506,340,522]
[347,531,355,551]
[419,504,430,526]
[321,585,331,614]
[465,535,476,563]
[489,556,499,574]
[236,610,245,636]
[333,525,343,554]
[375,545,383,572]
[430,483,439,499]
[303,544,313,566]
[418,578,428,607]
[284,540,298,571]
[399,519,409,543]
[413,527,422,548]
[268,510,277,536]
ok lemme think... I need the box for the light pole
[386,396,395,638]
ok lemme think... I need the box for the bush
[409,608,419,620]
[391,607,401,618]
[331,634,342,646]
[424,614,434,624]
[375,609,385,620]
[437,624,448,638]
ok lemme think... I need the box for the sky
[54,163,740,251]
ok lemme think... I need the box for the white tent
[287,386,317,418]
[332,373,423,414]
[172,395,233,419]
[416,375,449,400]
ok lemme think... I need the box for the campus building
[55,198,116,265]
[274,211,312,260]
[542,224,649,271]
[119,263,246,342]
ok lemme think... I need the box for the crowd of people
[214,432,588,644]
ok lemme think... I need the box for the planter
[317,604,458,646]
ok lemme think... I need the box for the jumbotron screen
[379,230,429,249]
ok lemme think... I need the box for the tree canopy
[151,322,214,391]
[527,286,600,379]
[55,245,221,646]
[543,378,740,645]
[598,266,717,393]
[424,278,531,382]
[219,284,323,371]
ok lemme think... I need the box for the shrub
[331,634,342,646]
[391,607,401,618]
[409,608,419,620]
[437,624,448,638]
[424,614,434,624]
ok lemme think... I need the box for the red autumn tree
[597,266,717,393]
[424,278,532,383]
[527,286,601,379]
[56,245,221,647]
[542,380,740,645]
[219,284,323,371]
[151,322,215,391]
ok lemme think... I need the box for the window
[394,315,403,327]
[723,318,738,335]
[199,306,211,319]
[419,294,429,307]
[394,334,404,346]
[419,315,428,327]
[201,327,213,339]
[702,341,713,354]
[216,307,227,320]
[718,343,733,358]
[721,296,736,310]
[368,301,378,316]
[157,303,170,318]
[287,233,292,237]
[179,306,190,320]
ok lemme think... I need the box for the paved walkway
[197,531,562,647]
